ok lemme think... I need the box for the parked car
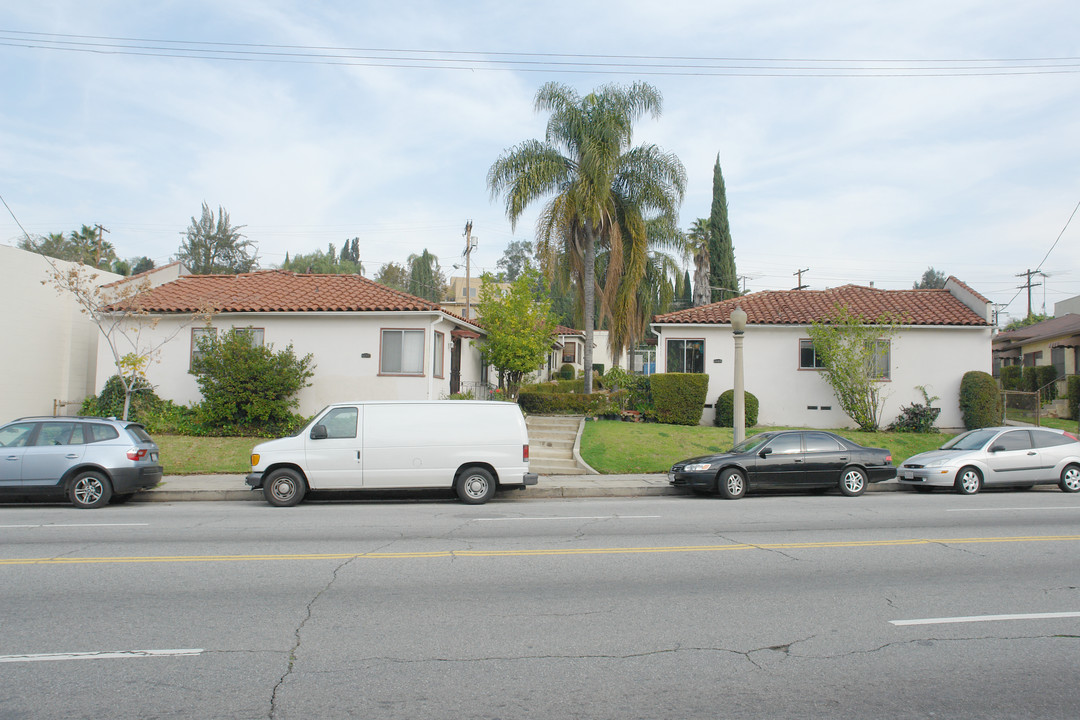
[898,426,1080,494]
[669,430,895,499]
[0,416,163,508]
[246,401,538,506]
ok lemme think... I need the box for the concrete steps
[526,415,589,475]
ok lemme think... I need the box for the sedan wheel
[718,469,746,500]
[69,471,113,509]
[1060,464,1080,493]
[954,467,982,495]
[839,467,867,497]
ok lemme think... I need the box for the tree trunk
[582,221,596,394]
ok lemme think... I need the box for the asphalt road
[1,490,1079,719]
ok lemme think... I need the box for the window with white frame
[433,331,445,378]
[666,339,704,373]
[868,340,891,380]
[233,327,265,347]
[381,329,425,375]
[191,327,217,370]
[799,338,825,369]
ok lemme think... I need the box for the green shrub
[191,329,315,434]
[959,371,1002,430]
[650,373,709,426]
[1000,366,1022,390]
[714,389,759,428]
[1034,365,1059,403]
[558,363,575,380]
[80,375,162,423]
[603,368,652,412]
[888,386,941,433]
[517,391,621,416]
[1067,375,1080,420]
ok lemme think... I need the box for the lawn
[156,435,260,475]
[579,420,955,474]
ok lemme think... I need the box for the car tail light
[126,448,148,461]
[523,444,530,462]
[885,454,893,464]
[1064,431,1079,441]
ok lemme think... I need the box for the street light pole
[730,306,747,445]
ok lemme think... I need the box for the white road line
[474,515,662,521]
[0,523,150,529]
[946,507,1080,512]
[0,649,203,664]
[890,611,1080,626]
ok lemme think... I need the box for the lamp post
[730,306,747,445]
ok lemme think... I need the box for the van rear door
[304,405,363,489]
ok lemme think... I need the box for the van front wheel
[264,469,306,507]
[457,467,496,504]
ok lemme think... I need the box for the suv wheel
[69,471,113,509]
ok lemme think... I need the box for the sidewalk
[138,473,905,502]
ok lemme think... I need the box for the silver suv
[0,417,163,508]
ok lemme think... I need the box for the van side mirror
[310,424,328,440]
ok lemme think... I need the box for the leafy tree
[374,262,410,292]
[280,246,363,275]
[497,239,535,282]
[19,225,116,270]
[407,249,447,301]
[914,267,947,289]
[488,81,685,393]
[131,256,156,275]
[686,218,712,306]
[112,259,132,276]
[176,202,257,274]
[1003,313,1050,331]
[340,237,361,264]
[473,271,557,397]
[191,329,314,431]
[807,306,901,431]
[708,154,737,300]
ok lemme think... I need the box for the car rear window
[123,424,153,443]
[1031,430,1075,448]
[87,423,120,443]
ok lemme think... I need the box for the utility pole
[1015,269,1043,318]
[463,221,476,319]
[94,224,110,269]
[793,268,809,291]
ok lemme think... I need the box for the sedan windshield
[732,433,774,454]
[940,429,998,451]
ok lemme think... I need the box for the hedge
[650,373,709,426]
[714,389,760,428]
[517,391,620,416]
[959,370,1002,430]
[1000,366,1022,391]
[1068,375,1080,420]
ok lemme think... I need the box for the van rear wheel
[457,467,496,504]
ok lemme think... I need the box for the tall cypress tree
[708,154,738,299]
[681,269,693,307]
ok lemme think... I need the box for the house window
[1051,346,1066,380]
[869,340,891,380]
[666,339,704,373]
[381,329,425,375]
[191,327,217,370]
[799,339,825,369]
[562,342,577,364]
[433,331,445,378]
[233,327,265,347]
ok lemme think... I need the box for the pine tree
[681,269,692,307]
[708,154,737,300]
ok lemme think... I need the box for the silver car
[0,416,163,508]
[898,426,1080,495]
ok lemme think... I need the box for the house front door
[450,337,462,395]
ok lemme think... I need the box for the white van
[245,401,538,506]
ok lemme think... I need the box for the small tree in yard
[473,271,556,398]
[43,261,214,421]
[191,329,314,433]
[808,306,901,431]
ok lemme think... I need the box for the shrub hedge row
[714,389,759,428]
[517,391,621,415]
[959,370,1002,430]
[650,373,709,426]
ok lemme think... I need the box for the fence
[457,381,497,400]
[1002,390,1041,426]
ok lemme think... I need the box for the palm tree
[488,81,685,392]
[686,218,712,306]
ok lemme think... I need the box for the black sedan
[669,430,896,499]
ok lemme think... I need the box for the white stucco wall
[654,323,992,430]
[95,310,485,416]
[0,245,123,419]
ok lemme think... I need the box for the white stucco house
[98,269,488,416]
[651,277,993,429]
[0,245,183,420]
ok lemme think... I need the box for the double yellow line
[2,534,1078,565]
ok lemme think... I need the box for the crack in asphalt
[268,555,357,719]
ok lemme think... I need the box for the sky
[2,0,1079,324]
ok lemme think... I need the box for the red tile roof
[654,283,988,326]
[111,269,472,320]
